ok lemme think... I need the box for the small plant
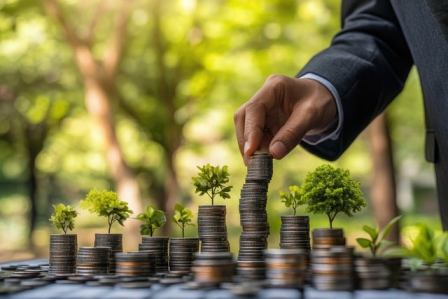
[80,189,133,234]
[280,185,306,216]
[136,206,166,236]
[192,164,232,206]
[172,203,194,238]
[49,203,78,234]
[356,215,402,256]
[302,164,366,229]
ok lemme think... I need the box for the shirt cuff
[299,73,343,145]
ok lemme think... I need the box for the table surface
[1,259,448,299]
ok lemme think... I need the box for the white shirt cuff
[299,73,343,145]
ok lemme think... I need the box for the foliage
[172,203,194,238]
[80,189,133,234]
[49,203,78,234]
[280,185,306,216]
[302,164,366,229]
[136,206,166,236]
[356,215,402,256]
[192,164,232,206]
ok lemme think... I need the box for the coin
[76,246,110,276]
[192,252,235,285]
[94,234,122,274]
[169,238,199,274]
[49,234,77,275]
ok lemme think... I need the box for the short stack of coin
[354,256,391,289]
[76,246,110,276]
[94,234,122,273]
[115,252,155,277]
[311,246,354,291]
[280,216,310,251]
[139,236,169,273]
[192,252,235,286]
[312,228,345,249]
[265,249,307,288]
[169,238,199,274]
[49,234,77,275]
[238,151,273,281]
[198,205,230,252]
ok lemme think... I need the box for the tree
[49,203,78,234]
[302,164,366,229]
[356,215,401,256]
[80,189,133,234]
[192,164,232,206]
[172,203,194,238]
[136,206,166,236]
[280,185,306,216]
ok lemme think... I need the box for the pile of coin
[169,238,199,274]
[354,256,391,289]
[192,252,235,286]
[76,247,110,276]
[115,252,155,277]
[280,216,310,251]
[265,249,307,288]
[238,151,273,281]
[311,246,354,291]
[312,228,345,249]
[49,234,77,275]
[94,234,122,273]
[139,236,169,273]
[198,205,229,252]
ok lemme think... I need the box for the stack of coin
[94,234,122,273]
[312,228,345,249]
[198,205,230,252]
[76,246,110,276]
[169,238,199,274]
[139,236,169,273]
[354,256,391,289]
[49,234,77,275]
[115,252,155,277]
[265,249,307,288]
[192,252,235,285]
[238,151,273,281]
[280,216,310,251]
[311,246,354,291]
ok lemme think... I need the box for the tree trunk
[367,112,400,243]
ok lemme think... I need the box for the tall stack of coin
[169,238,199,274]
[115,252,155,277]
[311,246,354,291]
[49,234,77,275]
[265,249,307,288]
[354,256,391,289]
[198,205,230,252]
[312,228,345,249]
[139,236,169,273]
[192,252,235,285]
[76,246,110,276]
[238,151,273,281]
[94,233,122,273]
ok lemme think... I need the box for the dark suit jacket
[297,0,448,228]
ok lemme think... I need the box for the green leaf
[49,203,78,233]
[192,164,233,204]
[362,225,378,242]
[356,238,371,248]
[377,215,402,244]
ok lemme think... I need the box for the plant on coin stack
[173,203,194,238]
[49,203,78,234]
[81,189,133,233]
[280,185,306,216]
[136,206,166,236]
[192,164,232,205]
[302,164,366,229]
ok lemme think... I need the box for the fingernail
[243,142,250,156]
[270,141,287,159]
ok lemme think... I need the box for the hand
[234,74,337,163]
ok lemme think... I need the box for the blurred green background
[0,0,439,261]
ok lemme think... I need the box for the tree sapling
[49,203,78,234]
[192,164,232,206]
[280,185,306,216]
[173,203,194,238]
[137,206,166,236]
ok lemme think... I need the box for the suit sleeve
[297,0,413,160]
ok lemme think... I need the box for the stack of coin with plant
[312,228,345,249]
[80,189,133,274]
[193,164,232,253]
[137,206,169,273]
[265,249,307,288]
[115,252,155,277]
[311,246,354,291]
[48,204,78,275]
[169,204,199,274]
[192,252,235,286]
[76,246,110,276]
[238,151,273,281]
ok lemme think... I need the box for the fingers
[234,108,245,157]
[243,103,266,160]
